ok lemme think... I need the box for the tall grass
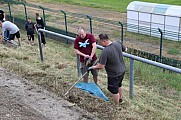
[0,31,180,119]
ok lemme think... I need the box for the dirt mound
[0,68,99,120]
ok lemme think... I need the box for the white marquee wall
[127,1,181,41]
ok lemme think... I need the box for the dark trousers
[28,34,34,41]
[40,32,46,45]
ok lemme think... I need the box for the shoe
[119,98,124,104]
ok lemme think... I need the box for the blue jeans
[4,30,10,42]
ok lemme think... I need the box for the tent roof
[127,1,181,17]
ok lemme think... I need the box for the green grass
[0,31,180,119]
[38,0,181,12]
[168,48,180,55]
[131,60,181,91]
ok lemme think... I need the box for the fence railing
[38,29,181,99]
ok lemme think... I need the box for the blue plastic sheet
[75,82,109,101]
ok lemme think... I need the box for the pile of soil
[0,68,99,120]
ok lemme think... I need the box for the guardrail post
[77,55,81,77]
[119,21,124,44]
[38,31,44,63]
[86,15,92,34]
[61,10,68,44]
[130,58,134,99]
[7,0,12,21]
[158,28,163,63]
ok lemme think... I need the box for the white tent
[127,1,181,41]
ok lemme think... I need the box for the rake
[64,59,99,96]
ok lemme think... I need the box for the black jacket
[36,17,44,29]
[25,22,35,35]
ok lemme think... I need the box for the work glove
[88,66,93,71]
[84,58,93,67]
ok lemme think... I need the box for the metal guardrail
[38,29,181,99]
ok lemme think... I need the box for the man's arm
[74,49,90,58]
[1,31,5,42]
[90,42,97,58]
[34,24,38,33]
[88,63,105,71]
[94,63,104,69]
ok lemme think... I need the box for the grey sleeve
[99,50,107,65]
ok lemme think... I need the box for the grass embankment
[36,0,181,12]
[0,31,180,119]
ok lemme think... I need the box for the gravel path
[0,68,99,120]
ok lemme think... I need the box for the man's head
[98,33,109,47]
[77,26,86,39]
[35,13,39,18]
[28,17,32,23]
